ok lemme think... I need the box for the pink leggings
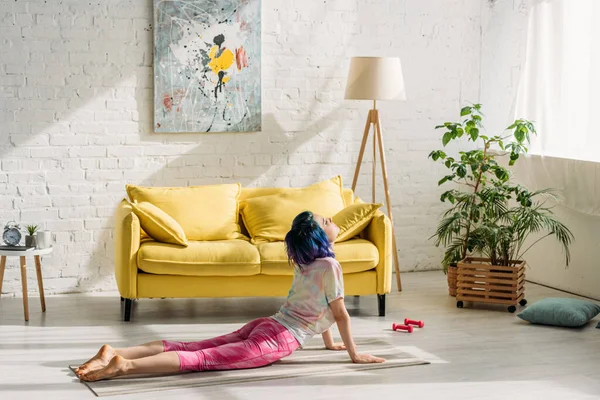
[162,317,300,372]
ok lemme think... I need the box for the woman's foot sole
[75,344,115,378]
[81,355,128,382]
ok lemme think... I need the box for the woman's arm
[328,298,385,364]
[321,328,346,350]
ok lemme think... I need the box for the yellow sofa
[115,187,392,321]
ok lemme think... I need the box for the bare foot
[75,344,115,378]
[81,355,129,382]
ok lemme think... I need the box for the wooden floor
[0,271,599,400]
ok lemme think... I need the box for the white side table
[0,247,53,321]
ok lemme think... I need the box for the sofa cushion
[240,176,346,244]
[258,239,379,275]
[126,183,241,241]
[239,176,348,203]
[130,201,188,246]
[333,202,382,243]
[138,240,260,276]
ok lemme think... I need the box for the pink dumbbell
[392,323,414,333]
[404,318,425,328]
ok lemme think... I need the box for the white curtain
[515,0,600,163]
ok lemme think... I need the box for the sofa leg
[123,299,133,321]
[377,294,385,317]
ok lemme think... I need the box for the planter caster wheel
[508,305,517,313]
[456,301,463,308]
[519,299,528,306]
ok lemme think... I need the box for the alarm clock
[3,221,22,246]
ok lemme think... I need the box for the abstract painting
[154,0,261,133]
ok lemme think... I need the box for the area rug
[70,338,431,397]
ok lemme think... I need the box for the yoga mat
[71,338,432,397]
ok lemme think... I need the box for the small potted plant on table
[429,104,573,311]
[25,224,39,247]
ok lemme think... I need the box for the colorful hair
[284,211,335,270]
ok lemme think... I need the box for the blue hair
[284,211,335,270]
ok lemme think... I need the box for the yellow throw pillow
[130,201,188,246]
[333,202,382,242]
[308,175,346,206]
[240,180,346,244]
[126,183,241,241]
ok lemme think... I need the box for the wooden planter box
[447,264,458,297]
[456,257,528,313]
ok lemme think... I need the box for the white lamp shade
[344,57,406,101]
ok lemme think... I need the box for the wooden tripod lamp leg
[372,119,377,203]
[352,110,372,191]
[374,113,403,291]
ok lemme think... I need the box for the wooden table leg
[0,256,6,296]
[34,255,46,312]
[20,256,29,321]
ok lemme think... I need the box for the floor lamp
[344,57,406,292]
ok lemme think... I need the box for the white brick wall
[0,0,482,296]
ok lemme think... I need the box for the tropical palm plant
[429,104,573,270]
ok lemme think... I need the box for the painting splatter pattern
[154,0,261,133]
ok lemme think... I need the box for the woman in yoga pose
[76,211,384,381]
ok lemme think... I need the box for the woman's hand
[325,342,346,351]
[351,353,386,364]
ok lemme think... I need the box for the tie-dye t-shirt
[271,257,345,347]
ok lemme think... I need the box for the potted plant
[429,104,573,308]
[25,224,39,247]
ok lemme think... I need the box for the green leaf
[457,165,467,178]
[438,151,447,159]
[438,175,455,186]
[442,132,452,147]
[460,106,472,116]
[499,141,505,150]
[445,160,452,168]
[469,127,479,141]
[514,127,525,142]
[494,168,509,182]
[526,122,536,136]
[508,152,519,166]
[472,114,482,122]
[435,125,445,129]
[431,151,439,161]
